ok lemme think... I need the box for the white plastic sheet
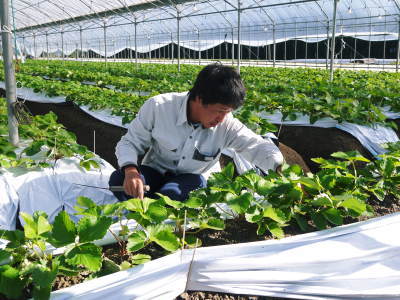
[260,111,399,156]
[0,156,118,230]
[50,212,400,300]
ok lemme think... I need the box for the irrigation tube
[0,0,19,146]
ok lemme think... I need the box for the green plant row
[0,71,148,124]
[0,98,99,170]
[15,60,400,130]
[2,142,400,299]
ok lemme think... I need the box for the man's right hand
[123,166,145,200]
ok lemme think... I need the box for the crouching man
[109,63,283,202]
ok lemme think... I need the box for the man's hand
[123,166,145,200]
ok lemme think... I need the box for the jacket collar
[176,93,190,126]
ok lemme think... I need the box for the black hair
[188,63,246,109]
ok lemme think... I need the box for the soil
[3,93,399,299]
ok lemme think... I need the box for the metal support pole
[22,36,25,57]
[134,21,138,68]
[273,24,276,67]
[237,0,241,72]
[103,21,107,67]
[61,31,65,60]
[198,30,201,65]
[10,0,18,59]
[231,27,234,66]
[294,22,297,61]
[330,0,339,82]
[129,35,132,62]
[326,21,330,70]
[148,35,151,62]
[177,12,181,72]
[0,0,19,146]
[33,33,37,58]
[79,26,83,62]
[397,20,400,72]
[46,32,49,61]
[171,32,174,63]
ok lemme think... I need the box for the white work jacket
[116,92,283,177]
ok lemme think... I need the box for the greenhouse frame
[1,1,400,299]
[1,0,399,73]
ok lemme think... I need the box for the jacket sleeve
[115,98,155,168]
[224,116,284,172]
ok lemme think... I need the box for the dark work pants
[108,165,206,202]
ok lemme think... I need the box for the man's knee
[158,174,206,202]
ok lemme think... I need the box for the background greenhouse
[1,0,400,300]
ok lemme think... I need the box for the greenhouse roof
[11,0,400,36]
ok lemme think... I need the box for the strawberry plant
[0,208,113,299]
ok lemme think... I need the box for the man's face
[194,97,233,128]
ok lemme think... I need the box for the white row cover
[50,211,400,299]
[0,153,117,230]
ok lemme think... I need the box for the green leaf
[76,196,96,209]
[310,211,328,230]
[184,235,202,248]
[245,206,263,223]
[51,211,77,247]
[202,218,225,230]
[127,231,147,252]
[148,225,180,252]
[96,258,120,277]
[267,222,285,239]
[331,151,370,162]
[29,264,57,288]
[255,178,274,195]
[32,285,52,300]
[184,196,203,208]
[66,243,102,271]
[0,265,25,299]
[37,215,52,236]
[221,162,235,179]
[20,212,37,239]
[311,194,333,207]
[54,256,79,277]
[156,193,184,209]
[146,203,168,223]
[0,230,25,247]
[124,198,144,211]
[0,250,10,264]
[337,195,367,216]
[24,141,44,156]
[131,254,151,265]
[120,261,132,270]
[227,192,252,214]
[263,206,287,224]
[78,216,113,243]
[322,208,343,225]
[294,214,309,232]
[298,177,320,190]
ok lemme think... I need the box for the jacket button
[182,156,186,159]
[189,136,192,139]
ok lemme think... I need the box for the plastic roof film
[3,0,400,56]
